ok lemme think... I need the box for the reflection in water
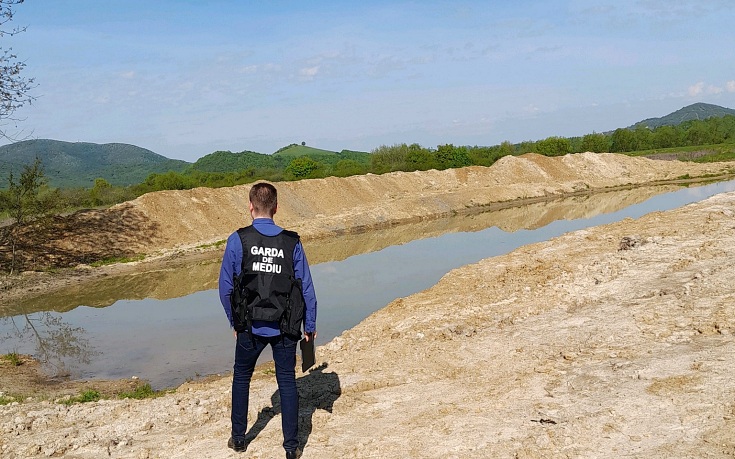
[0,311,98,376]
[6,257,221,315]
[2,182,691,316]
[1,179,734,388]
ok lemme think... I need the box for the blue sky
[3,0,735,162]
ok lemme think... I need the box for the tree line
[4,114,735,212]
[2,114,735,274]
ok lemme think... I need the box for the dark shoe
[286,448,302,459]
[228,437,246,452]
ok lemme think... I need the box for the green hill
[0,139,190,188]
[273,144,337,157]
[632,103,735,130]
[272,144,370,167]
[187,149,273,173]
[190,145,371,175]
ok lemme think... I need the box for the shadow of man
[243,362,341,451]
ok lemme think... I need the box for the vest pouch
[231,272,259,332]
[250,297,284,322]
[250,275,291,322]
[280,277,305,337]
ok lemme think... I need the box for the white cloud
[238,65,258,75]
[522,104,541,115]
[120,71,136,79]
[236,63,281,75]
[299,65,320,79]
[688,81,705,96]
[688,81,730,96]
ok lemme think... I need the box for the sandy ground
[2,153,735,458]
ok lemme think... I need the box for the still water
[2,180,735,388]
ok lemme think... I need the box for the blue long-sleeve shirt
[218,218,317,337]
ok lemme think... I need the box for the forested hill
[189,144,369,173]
[632,103,735,129]
[0,140,370,189]
[0,139,190,188]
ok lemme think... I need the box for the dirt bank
[2,153,735,458]
[1,180,695,316]
[1,152,733,306]
[44,152,735,253]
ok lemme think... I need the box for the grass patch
[0,393,23,405]
[196,239,226,249]
[2,352,23,366]
[60,389,101,405]
[118,383,171,400]
[90,254,145,267]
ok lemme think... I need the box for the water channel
[2,179,735,389]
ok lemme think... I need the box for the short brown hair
[249,182,277,216]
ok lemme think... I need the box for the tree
[580,132,609,153]
[435,144,471,169]
[285,156,321,180]
[1,0,35,141]
[714,115,735,142]
[518,140,537,154]
[370,144,409,173]
[467,142,514,167]
[145,171,197,191]
[498,140,515,157]
[685,120,713,146]
[0,157,59,274]
[333,159,365,177]
[536,136,572,157]
[652,125,680,149]
[609,128,636,153]
[632,125,653,151]
[405,145,436,170]
[89,177,112,206]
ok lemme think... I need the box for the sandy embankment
[1,152,730,265]
[1,153,735,458]
[2,151,734,306]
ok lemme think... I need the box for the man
[219,182,317,458]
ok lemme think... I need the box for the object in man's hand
[300,336,316,372]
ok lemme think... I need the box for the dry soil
[1,153,735,458]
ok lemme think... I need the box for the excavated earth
[2,152,735,458]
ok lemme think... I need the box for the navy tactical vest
[230,225,305,337]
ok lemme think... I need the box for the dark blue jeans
[232,331,299,452]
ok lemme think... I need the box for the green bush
[61,389,101,405]
[118,383,170,400]
[2,352,22,366]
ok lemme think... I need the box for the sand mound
[5,152,729,272]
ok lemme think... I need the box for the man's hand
[304,331,317,342]
[233,330,238,339]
